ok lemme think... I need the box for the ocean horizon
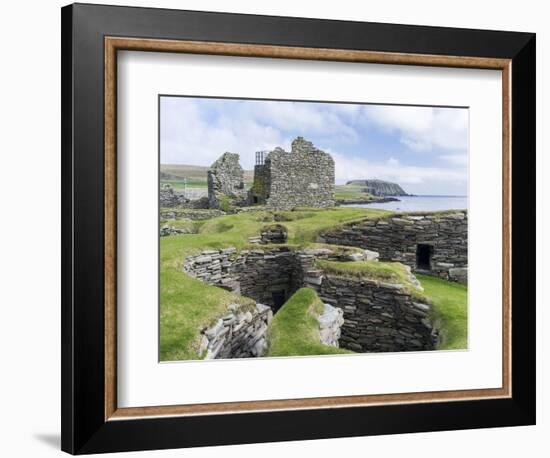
[343,195,468,212]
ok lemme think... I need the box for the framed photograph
[61,3,536,454]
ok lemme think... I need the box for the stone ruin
[250,137,335,209]
[207,152,247,209]
[184,245,437,355]
[206,137,335,210]
[319,211,468,284]
[160,183,188,207]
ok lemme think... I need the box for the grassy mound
[266,288,353,357]
[417,274,468,350]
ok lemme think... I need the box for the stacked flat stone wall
[183,247,299,308]
[199,303,272,359]
[184,245,436,353]
[260,224,288,244]
[320,211,467,281]
[161,209,225,220]
[317,275,435,352]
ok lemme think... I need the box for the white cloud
[160,97,468,195]
[331,151,467,192]
[160,98,287,169]
[361,105,468,152]
[439,154,469,166]
[241,101,359,143]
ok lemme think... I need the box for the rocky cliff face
[346,179,408,196]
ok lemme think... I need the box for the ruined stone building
[250,137,335,209]
[207,152,247,209]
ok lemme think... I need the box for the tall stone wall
[319,211,468,282]
[207,152,247,209]
[250,163,270,204]
[250,137,335,209]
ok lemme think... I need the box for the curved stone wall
[199,303,272,359]
[184,245,436,354]
[319,211,467,282]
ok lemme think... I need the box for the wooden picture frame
[61,3,536,454]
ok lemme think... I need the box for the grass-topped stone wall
[305,260,438,353]
[318,211,468,283]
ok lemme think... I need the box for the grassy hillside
[160,163,254,189]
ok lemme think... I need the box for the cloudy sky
[160,96,468,195]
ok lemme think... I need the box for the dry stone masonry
[319,211,468,283]
[250,137,335,209]
[306,272,436,352]
[199,303,272,359]
[184,244,437,354]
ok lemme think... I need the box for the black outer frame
[61,3,536,455]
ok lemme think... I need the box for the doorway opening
[271,290,286,314]
[416,244,433,270]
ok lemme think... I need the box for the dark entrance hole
[271,290,286,314]
[416,244,433,270]
[253,196,258,204]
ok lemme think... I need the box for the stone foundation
[199,303,272,359]
[317,275,435,352]
[319,211,467,282]
[160,209,225,220]
[184,245,437,354]
[260,224,288,244]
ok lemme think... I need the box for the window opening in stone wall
[416,244,433,270]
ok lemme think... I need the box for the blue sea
[343,195,467,212]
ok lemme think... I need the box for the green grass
[159,236,256,361]
[160,207,389,361]
[161,179,207,189]
[314,259,429,303]
[266,288,353,357]
[160,163,254,189]
[160,218,204,233]
[416,274,468,350]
